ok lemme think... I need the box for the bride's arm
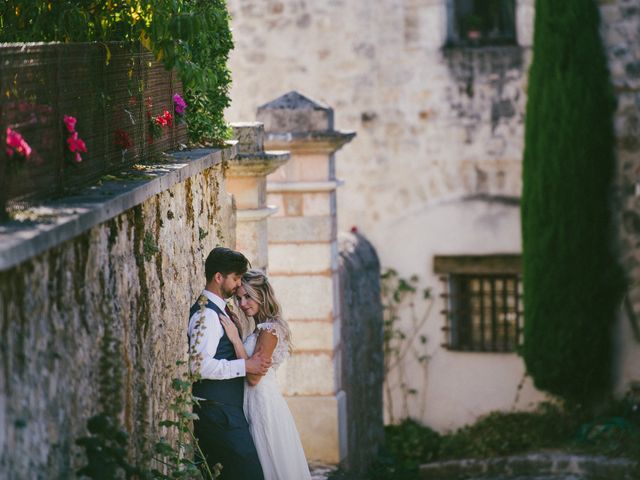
[247,330,278,386]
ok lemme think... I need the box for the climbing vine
[75,292,219,478]
[381,268,433,423]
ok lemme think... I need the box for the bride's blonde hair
[241,269,293,353]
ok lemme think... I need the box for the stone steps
[419,453,639,480]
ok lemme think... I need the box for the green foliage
[574,391,640,460]
[0,1,233,144]
[76,414,144,480]
[439,403,576,460]
[521,0,624,403]
[368,394,640,479]
[77,361,220,479]
[386,418,441,465]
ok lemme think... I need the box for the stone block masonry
[258,91,355,464]
[0,147,236,477]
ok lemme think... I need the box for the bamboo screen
[0,42,188,209]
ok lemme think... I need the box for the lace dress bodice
[243,321,290,371]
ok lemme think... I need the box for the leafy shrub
[575,393,640,460]
[439,403,577,459]
[365,392,640,479]
[385,418,441,464]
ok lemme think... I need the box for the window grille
[435,255,523,352]
[446,0,517,47]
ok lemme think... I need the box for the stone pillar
[257,92,356,464]
[226,122,289,270]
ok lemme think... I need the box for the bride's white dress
[243,322,312,480]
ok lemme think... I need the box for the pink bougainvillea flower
[6,127,32,159]
[63,115,77,133]
[173,93,187,116]
[62,115,88,163]
[67,131,88,153]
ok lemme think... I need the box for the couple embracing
[187,247,312,480]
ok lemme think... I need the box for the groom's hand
[246,347,272,375]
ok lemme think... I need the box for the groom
[188,247,270,479]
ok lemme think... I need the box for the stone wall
[226,0,544,430]
[600,0,640,394]
[227,0,640,429]
[338,231,384,476]
[0,150,235,477]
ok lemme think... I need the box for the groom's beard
[220,285,237,299]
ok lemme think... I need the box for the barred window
[435,255,523,352]
[446,0,517,47]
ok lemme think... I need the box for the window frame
[435,255,523,353]
[444,0,518,48]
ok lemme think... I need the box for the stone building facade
[602,0,640,398]
[226,0,640,433]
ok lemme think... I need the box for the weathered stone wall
[0,159,235,477]
[227,0,640,430]
[601,0,640,394]
[226,0,543,430]
[338,231,384,476]
[227,0,532,228]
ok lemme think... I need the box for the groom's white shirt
[188,289,246,380]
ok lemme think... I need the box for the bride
[219,269,312,480]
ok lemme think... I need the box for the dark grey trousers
[194,402,264,480]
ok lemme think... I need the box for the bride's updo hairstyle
[242,269,293,353]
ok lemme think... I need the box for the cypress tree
[521,0,623,403]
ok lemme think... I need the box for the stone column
[257,92,356,464]
[226,122,289,270]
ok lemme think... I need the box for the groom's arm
[188,308,246,380]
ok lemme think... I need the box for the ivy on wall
[521,0,624,404]
[0,0,233,144]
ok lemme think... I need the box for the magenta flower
[173,93,187,116]
[63,114,88,163]
[63,115,77,133]
[6,128,32,159]
[67,131,87,153]
[67,131,87,163]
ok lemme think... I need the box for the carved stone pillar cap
[227,151,290,177]
[231,122,265,155]
[257,91,356,154]
[228,122,290,177]
[257,91,333,132]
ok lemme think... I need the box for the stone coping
[0,145,236,272]
[227,150,291,176]
[419,452,639,480]
[236,206,279,222]
[267,180,345,193]
[264,130,356,154]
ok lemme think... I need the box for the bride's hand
[220,316,241,344]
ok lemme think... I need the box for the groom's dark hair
[205,247,249,282]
